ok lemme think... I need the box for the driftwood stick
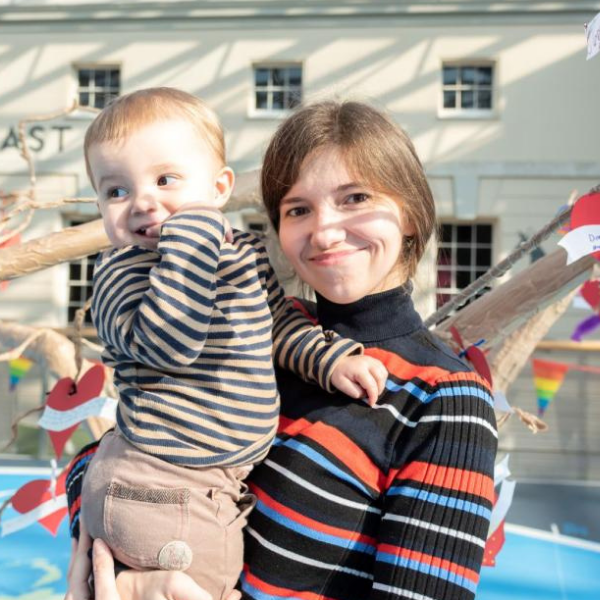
[435,249,595,348]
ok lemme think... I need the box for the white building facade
[1,0,600,478]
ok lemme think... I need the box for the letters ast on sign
[1,125,72,153]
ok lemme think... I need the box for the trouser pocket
[104,481,191,570]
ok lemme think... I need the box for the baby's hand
[331,355,388,406]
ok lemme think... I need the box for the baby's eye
[107,187,128,199]
[157,175,177,186]
[345,193,370,205]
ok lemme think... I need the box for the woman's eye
[346,193,370,205]
[285,206,309,218]
[157,175,177,186]
[107,187,127,199]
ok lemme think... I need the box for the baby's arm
[258,243,387,403]
[93,208,225,368]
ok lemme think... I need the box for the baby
[77,87,387,599]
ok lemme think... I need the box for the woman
[67,100,497,600]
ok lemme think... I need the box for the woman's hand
[65,521,93,600]
[331,354,388,406]
[89,538,242,600]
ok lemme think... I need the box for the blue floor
[1,468,599,598]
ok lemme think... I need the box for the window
[76,67,120,109]
[66,218,98,325]
[242,213,269,238]
[441,63,494,115]
[253,65,302,113]
[436,223,493,309]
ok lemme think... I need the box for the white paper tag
[38,396,117,431]
[586,13,600,60]
[558,225,600,264]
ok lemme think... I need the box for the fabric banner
[532,359,570,416]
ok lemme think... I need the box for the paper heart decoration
[449,326,493,387]
[570,192,600,260]
[10,470,67,536]
[45,364,105,459]
[580,280,600,312]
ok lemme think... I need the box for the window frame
[436,221,494,310]
[249,63,303,119]
[438,60,497,120]
[73,64,121,112]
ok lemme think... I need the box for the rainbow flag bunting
[532,359,570,416]
[8,357,33,392]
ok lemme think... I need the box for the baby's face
[89,118,231,249]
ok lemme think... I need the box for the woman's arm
[370,374,497,600]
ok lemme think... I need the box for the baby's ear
[213,166,235,209]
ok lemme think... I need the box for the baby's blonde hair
[84,87,225,188]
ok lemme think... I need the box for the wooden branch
[0,219,111,281]
[435,249,595,348]
[489,289,577,394]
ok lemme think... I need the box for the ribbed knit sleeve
[259,254,363,392]
[92,208,224,370]
[371,371,497,600]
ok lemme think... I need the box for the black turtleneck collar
[315,283,423,345]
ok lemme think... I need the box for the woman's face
[278,146,414,304]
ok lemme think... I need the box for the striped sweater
[241,286,497,600]
[92,208,360,468]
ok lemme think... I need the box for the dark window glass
[255,92,268,109]
[440,224,453,244]
[272,91,284,109]
[272,69,284,86]
[443,67,458,85]
[255,68,269,87]
[477,67,492,85]
[78,70,90,87]
[478,90,492,109]
[443,91,456,109]
[79,92,89,106]
[456,270,472,288]
[456,225,472,244]
[461,90,475,109]
[476,225,492,244]
[288,67,302,86]
[288,89,302,108]
[456,247,471,266]
[476,247,492,265]
[461,67,476,85]
[95,71,106,87]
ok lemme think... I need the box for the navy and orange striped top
[92,208,361,468]
[241,286,497,600]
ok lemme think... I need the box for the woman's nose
[310,210,346,249]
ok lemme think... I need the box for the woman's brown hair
[261,100,435,279]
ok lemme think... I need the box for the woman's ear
[212,166,235,209]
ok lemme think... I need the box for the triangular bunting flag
[8,357,33,392]
[531,359,570,416]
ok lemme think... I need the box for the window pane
[461,67,476,85]
[437,269,452,288]
[79,91,90,106]
[476,247,492,265]
[478,89,492,109]
[94,70,106,87]
[437,247,452,266]
[476,225,492,244]
[477,67,492,85]
[272,91,284,109]
[443,90,456,109]
[288,88,302,108]
[94,94,106,109]
[255,91,268,109]
[70,286,82,302]
[443,67,458,85]
[437,293,451,308]
[461,90,474,109]
[288,67,302,86]
[87,262,95,281]
[78,69,90,87]
[456,247,471,266]
[70,263,81,280]
[272,68,284,86]
[456,270,472,288]
[108,69,120,88]
[254,68,269,87]
[456,225,472,243]
[440,224,453,244]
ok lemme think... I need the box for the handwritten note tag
[586,12,600,60]
[558,192,600,263]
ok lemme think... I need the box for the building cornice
[1,1,600,25]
